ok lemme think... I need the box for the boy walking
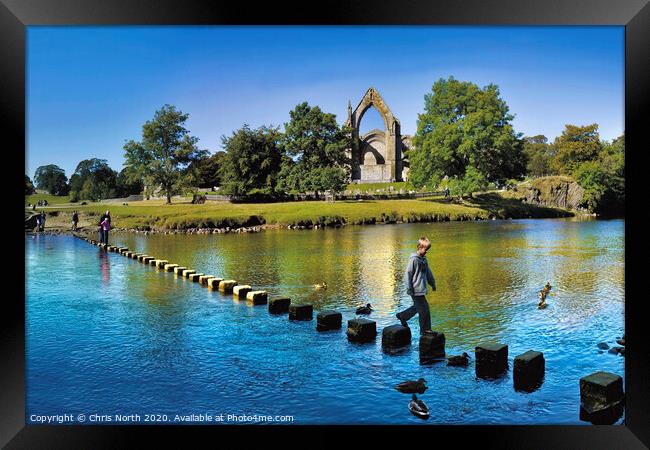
[396,237,436,335]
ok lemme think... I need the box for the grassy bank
[27,191,573,231]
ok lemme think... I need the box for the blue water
[25,219,625,425]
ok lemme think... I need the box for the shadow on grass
[422,192,573,219]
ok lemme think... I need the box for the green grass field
[27,191,572,231]
[25,193,72,205]
[345,181,415,192]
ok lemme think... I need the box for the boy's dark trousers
[400,295,431,334]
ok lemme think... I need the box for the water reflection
[99,250,110,284]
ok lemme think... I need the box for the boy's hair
[417,237,431,250]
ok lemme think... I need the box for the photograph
[24,24,626,427]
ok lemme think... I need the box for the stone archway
[345,87,403,182]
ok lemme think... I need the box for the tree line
[27,76,624,213]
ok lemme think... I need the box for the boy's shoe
[396,313,409,328]
[421,330,435,335]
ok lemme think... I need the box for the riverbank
[25,191,575,234]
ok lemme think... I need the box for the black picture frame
[3,0,648,447]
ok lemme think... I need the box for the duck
[395,378,427,394]
[616,334,625,346]
[314,282,327,290]
[356,303,372,315]
[408,394,430,419]
[447,352,470,367]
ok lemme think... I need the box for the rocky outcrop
[515,176,585,211]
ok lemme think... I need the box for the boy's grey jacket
[405,253,436,296]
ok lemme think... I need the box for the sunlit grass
[33,191,571,231]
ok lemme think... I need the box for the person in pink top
[100,211,111,245]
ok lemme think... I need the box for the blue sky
[26,26,624,178]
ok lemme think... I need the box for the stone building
[345,87,411,183]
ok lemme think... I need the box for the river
[25,218,625,424]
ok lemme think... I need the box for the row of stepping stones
[77,236,625,424]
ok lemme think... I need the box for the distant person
[32,203,36,210]
[97,211,107,243]
[72,211,79,231]
[100,210,111,244]
[39,211,46,232]
[444,187,450,198]
[396,237,437,335]
[35,213,41,232]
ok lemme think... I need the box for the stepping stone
[174,266,187,275]
[289,304,313,321]
[189,273,204,282]
[209,278,224,289]
[199,275,215,286]
[164,263,179,272]
[382,324,411,348]
[233,285,252,299]
[155,260,169,268]
[149,259,158,266]
[124,251,133,257]
[419,332,446,363]
[316,310,342,331]
[513,350,545,392]
[269,297,291,314]
[579,371,625,424]
[475,343,508,379]
[346,318,376,342]
[182,269,196,278]
[131,253,142,259]
[219,280,238,294]
[247,291,268,305]
[142,256,154,264]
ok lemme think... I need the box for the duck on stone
[356,303,372,315]
[408,394,430,419]
[447,352,470,367]
[314,282,327,290]
[395,378,427,394]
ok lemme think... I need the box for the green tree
[523,135,555,177]
[123,105,207,204]
[115,167,144,197]
[447,165,488,199]
[69,158,118,201]
[187,151,226,189]
[34,164,69,195]
[25,175,35,195]
[278,102,351,198]
[409,77,526,189]
[218,125,284,198]
[551,124,601,175]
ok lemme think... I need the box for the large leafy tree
[219,125,283,198]
[523,135,556,177]
[69,158,118,201]
[278,102,351,197]
[574,133,624,214]
[551,124,602,175]
[187,151,226,189]
[123,105,207,204]
[34,164,69,195]
[115,167,144,197]
[25,175,35,195]
[409,77,526,190]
